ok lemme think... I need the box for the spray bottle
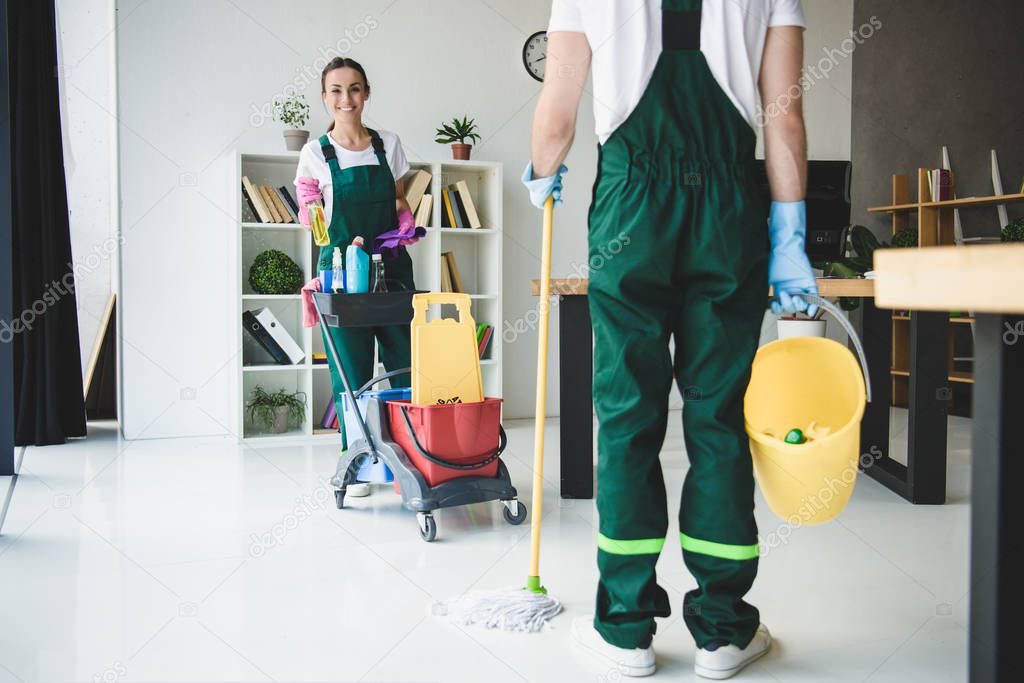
[331,246,345,293]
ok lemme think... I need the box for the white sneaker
[346,483,370,497]
[694,624,772,680]
[571,615,656,677]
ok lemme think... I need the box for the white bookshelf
[234,152,503,443]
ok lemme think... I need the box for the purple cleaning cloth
[373,226,427,259]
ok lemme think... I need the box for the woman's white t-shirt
[548,0,806,143]
[294,128,410,224]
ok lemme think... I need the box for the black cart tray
[313,290,428,329]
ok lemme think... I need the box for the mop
[434,196,562,632]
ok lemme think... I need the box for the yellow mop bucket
[744,296,871,525]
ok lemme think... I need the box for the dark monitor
[753,160,852,263]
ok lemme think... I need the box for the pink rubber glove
[396,208,417,246]
[295,176,322,227]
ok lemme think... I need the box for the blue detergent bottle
[345,236,369,293]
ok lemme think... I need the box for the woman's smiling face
[323,66,368,124]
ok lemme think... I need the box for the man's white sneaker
[694,624,771,680]
[571,615,656,677]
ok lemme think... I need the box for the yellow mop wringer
[434,196,562,632]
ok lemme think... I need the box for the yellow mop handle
[527,196,554,589]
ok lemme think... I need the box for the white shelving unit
[234,153,502,443]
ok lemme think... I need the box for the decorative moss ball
[1001,217,1024,243]
[249,249,303,295]
[892,227,918,248]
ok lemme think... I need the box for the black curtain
[8,0,86,445]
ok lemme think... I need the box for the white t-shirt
[548,0,806,143]
[294,128,410,224]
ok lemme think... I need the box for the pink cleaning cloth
[301,276,322,328]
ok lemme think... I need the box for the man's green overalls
[589,0,768,651]
[317,130,415,449]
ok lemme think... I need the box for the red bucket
[387,398,504,487]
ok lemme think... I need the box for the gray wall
[851,0,1024,241]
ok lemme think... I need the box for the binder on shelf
[242,175,273,222]
[403,169,432,213]
[440,254,453,292]
[242,308,305,365]
[455,180,482,228]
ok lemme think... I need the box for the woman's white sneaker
[694,624,771,680]
[571,615,656,677]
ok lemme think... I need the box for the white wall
[112,0,854,438]
[56,0,118,382]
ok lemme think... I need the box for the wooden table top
[874,244,1024,313]
[531,277,876,298]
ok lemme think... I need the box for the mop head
[433,587,562,633]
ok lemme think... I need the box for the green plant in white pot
[247,386,306,433]
[274,94,310,151]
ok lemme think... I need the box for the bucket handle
[772,294,872,404]
[398,405,507,470]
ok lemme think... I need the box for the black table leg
[969,314,1020,683]
[905,310,948,503]
[860,300,948,503]
[559,295,593,499]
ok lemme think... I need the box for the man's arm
[758,25,806,202]
[529,31,591,177]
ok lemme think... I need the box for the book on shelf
[259,185,283,222]
[441,187,456,227]
[414,194,433,227]
[274,187,298,222]
[928,168,953,202]
[403,169,431,214]
[242,308,304,365]
[449,184,469,228]
[241,183,261,222]
[278,185,300,215]
[266,185,292,223]
[242,175,273,222]
[320,397,337,429]
[476,323,493,359]
[442,251,464,293]
[312,352,327,364]
[440,253,453,292]
[455,180,482,228]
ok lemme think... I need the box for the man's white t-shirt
[294,129,410,224]
[548,0,806,144]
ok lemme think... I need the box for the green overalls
[317,130,415,449]
[589,0,768,651]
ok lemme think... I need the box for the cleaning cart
[312,289,526,542]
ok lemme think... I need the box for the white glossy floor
[1,411,970,683]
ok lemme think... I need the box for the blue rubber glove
[768,200,819,317]
[521,162,567,208]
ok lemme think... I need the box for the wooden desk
[531,276,951,503]
[875,244,1024,683]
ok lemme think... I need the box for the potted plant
[273,94,310,151]
[1001,216,1024,242]
[247,386,306,433]
[434,115,480,160]
[817,225,915,311]
[249,249,304,294]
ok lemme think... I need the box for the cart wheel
[502,500,527,525]
[334,489,345,509]
[417,513,436,542]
